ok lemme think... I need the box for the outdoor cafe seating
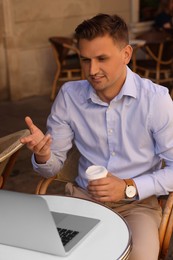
[131,29,173,98]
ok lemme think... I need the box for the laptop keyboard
[57,228,79,246]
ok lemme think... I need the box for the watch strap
[124,179,135,187]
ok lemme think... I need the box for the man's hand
[87,173,126,202]
[20,116,52,164]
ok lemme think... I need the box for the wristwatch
[124,179,137,199]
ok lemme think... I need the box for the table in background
[0,195,132,260]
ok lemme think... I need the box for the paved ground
[0,94,173,259]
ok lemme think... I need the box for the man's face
[78,34,132,101]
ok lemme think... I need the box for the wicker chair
[35,145,173,259]
[0,129,30,189]
[49,36,84,101]
[133,29,173,89]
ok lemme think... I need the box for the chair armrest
[162,206,173,259]
[0,129,30,162]
[159,192,173,259]
[35,175,57,195]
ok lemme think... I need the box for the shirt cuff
[31,153,59,178]
[133,174,155,200]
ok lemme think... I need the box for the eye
[98,56,108,62]
[80,58,90,63]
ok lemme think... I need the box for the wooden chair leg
[159,193,173,259]
[161,210,173,259]
[0,176,3,188]
[1,150,20,189]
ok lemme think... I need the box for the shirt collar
[117,66,137,100]
[85,82,108,106]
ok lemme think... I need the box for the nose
[89,60,99,76]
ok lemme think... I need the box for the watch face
[126,186,136,198]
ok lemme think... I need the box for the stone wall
[0,0,131,100]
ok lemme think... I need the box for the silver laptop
[0,190,100,256]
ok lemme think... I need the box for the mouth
[89,75,105,82]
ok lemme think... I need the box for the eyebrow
[80,55,90,59]
[80,54,109,59]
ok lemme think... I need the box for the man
[21,14,173,259]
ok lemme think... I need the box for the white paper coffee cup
[85,165,108,180]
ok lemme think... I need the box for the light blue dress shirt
[32,66,173,200]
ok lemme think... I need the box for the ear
[123,45,133,65]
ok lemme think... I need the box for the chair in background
[0,129,30,189]
[49,37,84,101]
[35,145,173,260]
[132,29,173,97]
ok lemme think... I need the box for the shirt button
[111,152,116,156]
[108,129,113,134]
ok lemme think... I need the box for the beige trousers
[65,182,162,260]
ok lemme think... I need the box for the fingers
[88,177,109,187]
[88,178,108,199]
[87,175,123,202]
[25,116,38,134]
[22,116,52,163]
[88,186,111,202]
[28,134,52,154]
[21,116,45,145]
[88,173,112,187]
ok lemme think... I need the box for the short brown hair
[75,13,129,47]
